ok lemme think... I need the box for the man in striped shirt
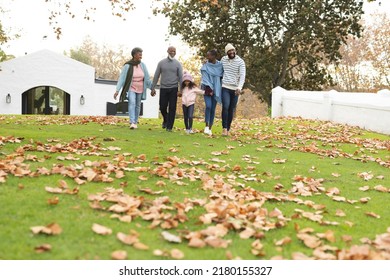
[221,43,246,136]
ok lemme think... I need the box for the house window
[22,86,70,115]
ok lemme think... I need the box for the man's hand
[114,91,119,100]
[151,89,156,97]
[235,89,241,96]
[178,91,182,97]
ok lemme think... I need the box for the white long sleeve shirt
[221,55,246,91]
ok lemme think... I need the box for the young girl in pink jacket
[180,72,204,134]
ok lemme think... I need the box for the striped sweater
[221,55,246,90]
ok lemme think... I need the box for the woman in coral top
[180,72,204,134]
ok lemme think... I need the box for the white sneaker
[185,129,190,134]
[133,124,138,129]
[130,123,135,129]
[204,127,210,134]
[207,129,212,136]
[189,129,194,134]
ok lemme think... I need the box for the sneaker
[130,123,135,129]
[189,129,194,134]
[185,129,190,134]
[222,128,228,136]
[133,124,138,129]
[204,126,210,134]
[166,128,172,132]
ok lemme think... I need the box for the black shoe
[162,122,167,129]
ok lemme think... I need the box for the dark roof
[95,78,117,85]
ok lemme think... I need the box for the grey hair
[131,47,143,57]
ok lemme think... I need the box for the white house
[0,49,159,118]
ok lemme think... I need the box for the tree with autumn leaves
[153,0,370,106]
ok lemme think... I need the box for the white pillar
[271,86,286,118]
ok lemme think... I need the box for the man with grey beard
[151,46,183,132]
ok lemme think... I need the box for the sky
[1,0,389,71]
[1,0,195,70]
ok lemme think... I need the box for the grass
[0,115,389,260]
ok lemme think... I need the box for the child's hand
[178,92,182,97]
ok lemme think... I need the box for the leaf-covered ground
[0,115,389,260]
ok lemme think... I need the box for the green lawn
[0,115,389,260]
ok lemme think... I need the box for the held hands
[178,91,183,97]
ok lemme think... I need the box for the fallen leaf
[117,232,139,245]
[161,231,182,243]
[359,186,370,192]
[133,242,149,250]
[275,237,292,246]
[358,172,374,181]
[170,249,184,259]
[335,209,346,217]
[111,250,127,260]
[138,175,149,181]
[360,197,371,204]
[31,223,62,235]
[297,233,321,249]
[34,244,52,253]
[374,185,388,193]
[156,180,166,187]
[239,227,256,239]
[47,197,59,205]
[139,188,164,195]
[92,223,112,235]
[292,252,314,260]
[273,158,287,164]
[365,212,380,219]
[188,237,206,248]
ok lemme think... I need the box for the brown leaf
[92,223,112,235]
[292,252,314,260]
[374,185,388,193]
[335,209,346,217]
[358,172,374,181]
[331,173,341,177]
[273,158,287,164]
[170,249,184,259]
[139,188,164,195]
[31,223,62,235]
[153,249,168,257]
[239,227,256,239]
[360,197,371,204]
[138,175,149,181]
[47,196,59,205]
[117,232,139,245]
[365,212,380,219]
[316,230,336,243]
[111,250,127,260]
[156,180,166,187]
[297,233,321,249]
[359,186,370,191]
[275,237,292,246]
[34,243,52,253]
[133,242,149,251]
[188,237,206,248]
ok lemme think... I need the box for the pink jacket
[181,87,204,107]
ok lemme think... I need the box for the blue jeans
[221,87,238,131]
[204,95,217,128]
[128,91,142,124]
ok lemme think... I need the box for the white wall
[272,87,390,135]
[0,50,159,118]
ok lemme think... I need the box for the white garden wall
[272,87,390,135]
